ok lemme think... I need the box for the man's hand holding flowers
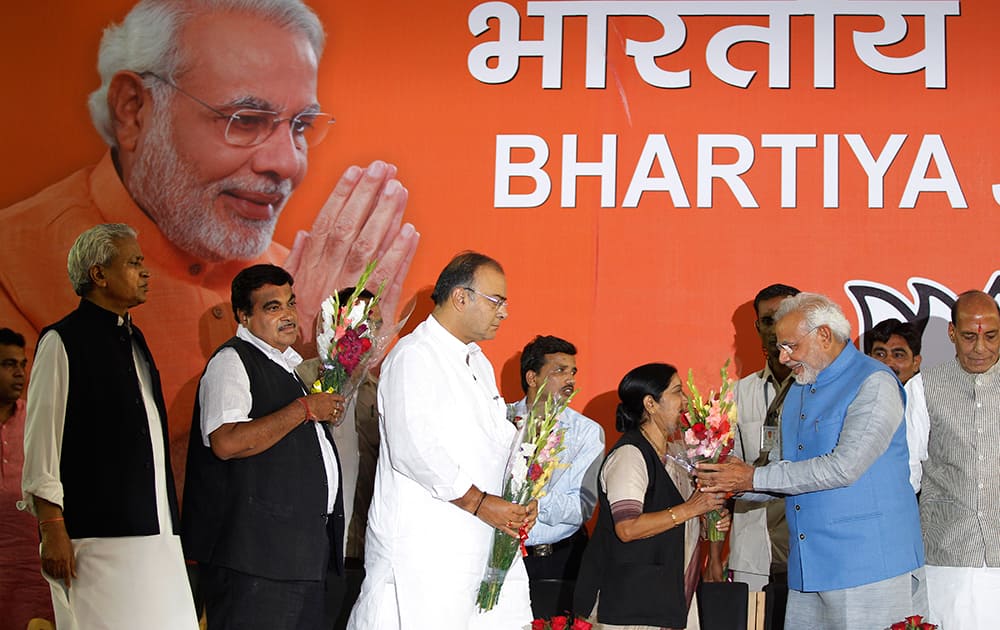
[299,392,346,425]
[697,459,756,494]
[453,488,538,539]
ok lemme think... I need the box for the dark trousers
[764,571,788,630]
[201,564,344,630]
[524,528,589,618]
[330,559,365,630]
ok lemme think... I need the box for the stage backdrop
[1,1,994,428]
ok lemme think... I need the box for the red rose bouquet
[664,360,737,541]
[477,385,574,612]
[530,613,593,630]
[889,615,937,630]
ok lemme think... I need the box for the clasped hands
[286,160,419,348]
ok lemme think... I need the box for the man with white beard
[0,0,419,492]
[698,292,926,630]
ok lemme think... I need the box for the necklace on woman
[641,424,667,461]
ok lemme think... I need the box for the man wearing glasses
[0,0,418,496]
[699,292,926,630]
[349,252,537,629]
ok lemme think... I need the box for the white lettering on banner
[562,134,618,207]
[623,135,690,207]
[495,132,966,209]
[762,134,816,208]
[698,134,758,208]
[468,1,959,90]
[495,134,552,207]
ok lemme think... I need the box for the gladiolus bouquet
[477,385,573,612]
[665,360,737,541]
[312,260,400,401]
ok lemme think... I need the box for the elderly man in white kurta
[20,224,198,630]
[910,291,1000,629]
[348,252,536,629]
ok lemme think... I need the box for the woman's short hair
[67,223,137,297]
[615,362,678,433]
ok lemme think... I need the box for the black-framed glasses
[141,72,334,149]
[776,326,819,355]
[463,287,508,311]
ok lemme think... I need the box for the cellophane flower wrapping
[312,260,408,402]
[664,360,737,542]
[476,387,574,613]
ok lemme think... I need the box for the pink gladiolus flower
[546,431,562,450]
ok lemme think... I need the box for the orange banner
[1,1,993,430]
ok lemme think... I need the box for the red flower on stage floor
[531,613,592,630]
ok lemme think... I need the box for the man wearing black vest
[182,264,347,630]
[21,223,199,629]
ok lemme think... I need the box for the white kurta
[21,327,198,630]
[347,315,531,630]
[729,365,786,591]
[907,371,996,629]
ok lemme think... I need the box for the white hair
[88,0,325,147]
[67,224,138,297]
[774,292,852,342]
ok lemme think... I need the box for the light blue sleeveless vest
[781,343,923,592]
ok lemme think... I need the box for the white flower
[346,301,367,327]
[316,330,334,359]
[511,456,529,484]
[320,297,336,330]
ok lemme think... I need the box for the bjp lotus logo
[844,272,1000,370]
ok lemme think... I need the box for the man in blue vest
[699,292,926,630]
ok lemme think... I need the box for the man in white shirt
[348,252,537,629]
[864,318,923,385]
[513,335,605,618]
[182,264,347,629]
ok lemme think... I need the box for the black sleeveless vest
[181,337,344,580]
[41,298,179,539]
[574,429,686,626]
